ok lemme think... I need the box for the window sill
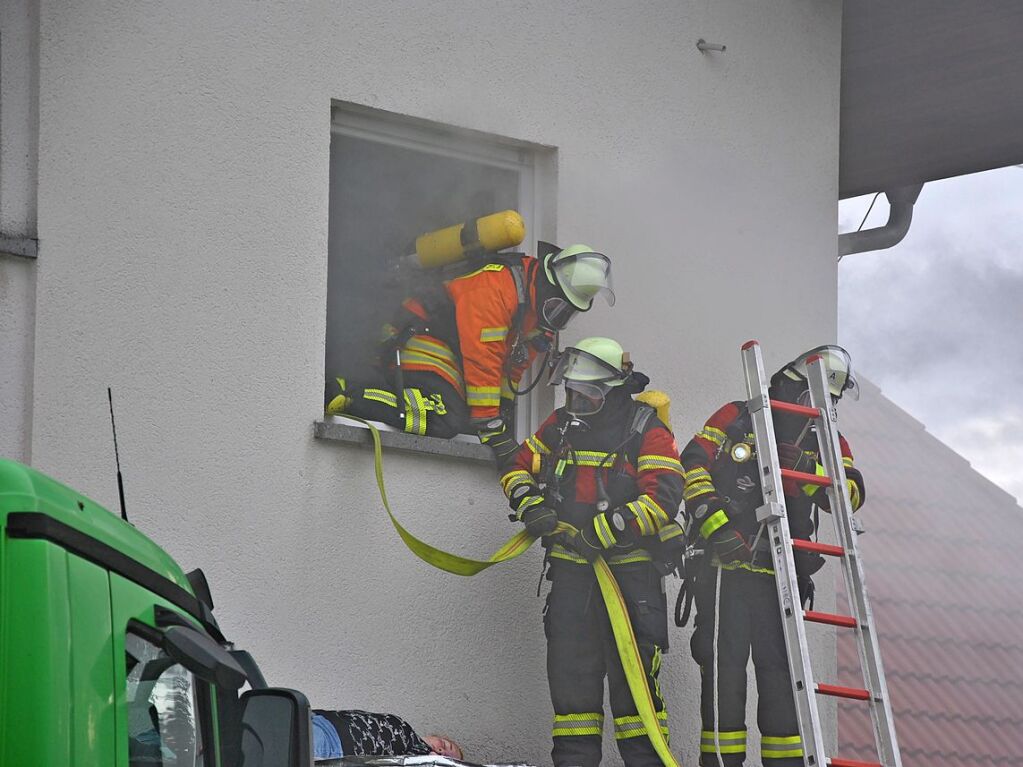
[314,416,495,464]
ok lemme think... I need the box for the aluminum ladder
[739,340,902,767]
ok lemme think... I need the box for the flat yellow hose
[345,415,682,767]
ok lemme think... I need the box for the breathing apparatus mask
[549,339,634,418]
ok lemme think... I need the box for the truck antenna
[107,387,129,522]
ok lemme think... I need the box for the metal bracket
[756,501,785,523]
[0,235,38,260]
[748,394,767,414]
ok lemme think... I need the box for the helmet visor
[564,379,614,416]
[549,347,623,387]
[549,252,615,310]
[783,345,859,400]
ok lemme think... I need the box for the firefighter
[326,244,614,462]
[679,345,866,767]
[500,337,685,767]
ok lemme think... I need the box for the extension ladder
[739,340,901,767]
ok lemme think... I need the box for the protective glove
[710,523,753,565]
[777,442,815,474]
[520,504,559,538]
[474,417,519,462]
[569,526,605,562]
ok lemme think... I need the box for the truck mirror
[239,688,312,767]
[161,624,246,689]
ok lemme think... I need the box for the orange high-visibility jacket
[398,255,541,421]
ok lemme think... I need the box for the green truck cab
[0,458,312,766]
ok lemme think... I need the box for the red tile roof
[835,378,1023,766]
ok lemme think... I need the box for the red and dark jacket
[501,401,685,566]
[680,400,865,563]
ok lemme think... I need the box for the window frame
[322,103,558,454]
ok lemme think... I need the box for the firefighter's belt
[344,416,682,767]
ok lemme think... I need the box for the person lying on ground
[312,708,464,762]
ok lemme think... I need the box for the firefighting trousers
[545,561,670,767]
[343,371,469,438]
[690,567,804,766]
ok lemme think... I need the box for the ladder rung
[816,683,870,701]
[804,610,857,628]
[828,758,882,767]
[768,398,820,418]
[792,538,845,557]
[780,467,832,487]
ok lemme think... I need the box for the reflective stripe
[564,450,618,467]
[403,389,428,436]
[466,385,502,407]
[405,336,458,363]
[553,712,604,737]
[526,435,550,455]
[683,466,712,482]
[517,495,545,516]
[637,495,670,526]
[700,509,729,539]
[637,454,684,474]
[549,544,653,566]
[363,388,398,407]
[608,550,653,565]
[848,478,861,509]
[594,515,617,548]
[479,326,509,343]
[658,523,685,542]
[700,729,747,754]
[400,350,464,388]
[454,263,505,280]
[843,456,854,468]
[626,500,656,536]
[698,426,727,446]
[500,470,534,496]
[762,734,803,759]
[613,711,669,740]
[683,481,716,502]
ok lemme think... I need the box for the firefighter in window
[679,345,866,767]
[326,214,613,464]
[499,338,685,767]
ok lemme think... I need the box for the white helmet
[543,244,615,311]
[778,345,859,400]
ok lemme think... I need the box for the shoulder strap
[624,402,658,466]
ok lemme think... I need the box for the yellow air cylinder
[636,390,672,430]
[413,210,525,269]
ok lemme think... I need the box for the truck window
[125,632,207,766]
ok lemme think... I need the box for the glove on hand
[710,524,753,565]
[520,505,559,538]
[777,442,815,473]
[475,417,519,462]
[570,526,605,562]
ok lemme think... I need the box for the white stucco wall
[26,1,841,763]
[0,0,39,464]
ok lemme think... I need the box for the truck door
[111,573,217,767]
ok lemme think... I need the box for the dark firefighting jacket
[389,255,541,421]
[501,400,685,565]
[679,400,865,573]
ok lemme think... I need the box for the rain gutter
[838,183,924,257]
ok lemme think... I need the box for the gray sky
[838,166,1023,505]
